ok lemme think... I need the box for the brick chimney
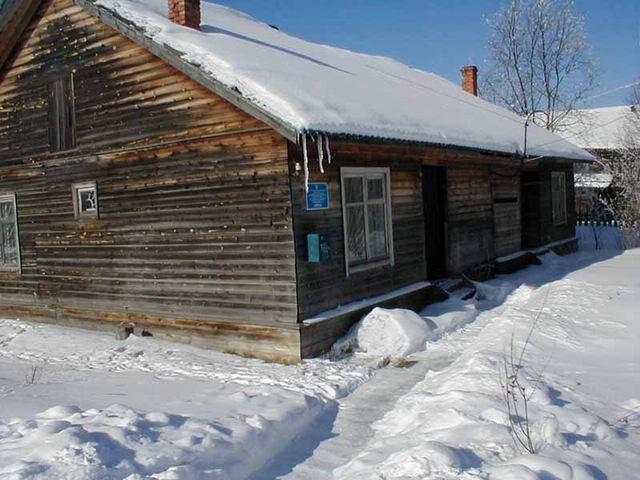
[169,0,201,30]
[461,65,478,96]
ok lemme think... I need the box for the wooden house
[555,106,636,219]
[0,0,593,362]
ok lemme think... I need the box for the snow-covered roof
[90,0,593,161]
[556,106,636,151]
[574,172,613,189]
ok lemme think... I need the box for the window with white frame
[72,181,99,218]
[0,194,21,271]
[551,171,567,225]
[341,167,394,275]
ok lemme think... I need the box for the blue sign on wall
[306,183,330,210]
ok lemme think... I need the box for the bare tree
[483,0,597,131]
[602,86,640,226]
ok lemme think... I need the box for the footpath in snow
[0,320,373,479]
[0,250,639,479]
[328,251,640,480]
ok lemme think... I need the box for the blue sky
[219,0,639,108]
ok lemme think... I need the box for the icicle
[324,134,332,164]
[302,133,309,192]
[316,133,325,174]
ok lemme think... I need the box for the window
[48,73,76,152]
[0,194,21,272]
[552,171,567,225]
[72,182,99,219]
[340,167,394,275]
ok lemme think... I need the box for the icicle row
[302,133,310,192]
[300,132,333,192]
[316,133,325,174]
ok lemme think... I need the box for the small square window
[72,182,99,218]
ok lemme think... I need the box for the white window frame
[0,193,21,273]
[340,167,394,276]
[551,171,567,226]
[72,181,99,219]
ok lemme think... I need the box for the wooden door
[521,171,541,248]
[422,166,447,279]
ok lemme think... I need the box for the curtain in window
[345,177,366,262]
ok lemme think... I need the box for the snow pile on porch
[332,308,438,360]
[93,0,592,162]
[332,297,480,361]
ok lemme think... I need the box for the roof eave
[303,129,594,163]
[75,0,300,144]
[1,0,597,162]
[0,0,43,74]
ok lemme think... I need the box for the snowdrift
[332,297,480,361]
[332,308,438,360]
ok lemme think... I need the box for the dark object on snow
[116,324,135,341]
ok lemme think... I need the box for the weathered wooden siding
[292,141,535,330]
[0,0,268,163]
[521,161,576,248]
[290,142,426,324]
[491,169,522,257]
[446,166,495,274]
[292,140,543,356]
[0,0,299,361]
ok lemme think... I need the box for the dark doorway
[422,166,447,279]
[520,171,541,248]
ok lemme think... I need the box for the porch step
[436,277,477,301]
[451,286,477,301]
[437,278,466,292]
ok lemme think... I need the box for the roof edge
[303,129,595,164]
[0,0,595,162]
[0,0,43,73]
[74,0,300,143]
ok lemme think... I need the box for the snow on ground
[1,250,639,479]
[333,250,640,480]
[0,322,372,479]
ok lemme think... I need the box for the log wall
[0,0,578,362]
[445,166,495,274]
[491,168,522,257]
[0,0,299,361]
[291,141,534,325]
[290,141,426,322]
[293,140,536,355]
